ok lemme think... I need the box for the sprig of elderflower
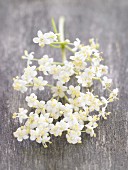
[12,17,118,147]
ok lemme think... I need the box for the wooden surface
[0,0,128,169]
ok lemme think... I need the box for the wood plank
[0,0,128,169]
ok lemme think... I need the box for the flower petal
[33,37,39,43]
[37,30,43,37]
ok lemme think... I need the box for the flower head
[13,18,118,147]
[33,30,57,47]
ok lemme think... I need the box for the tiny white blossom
[58,71,70,84]
[26,93,38,107]
[96,65,108,77]
[51,81,67,98]
[30,128,40,141]
[33,76,48,90]
[25,112,39,129]
[35,101,46,114]
[33,30,57,47]
[63,61,74,76]
[43,32,57,44]
[50,120,69,136]
[68,98,82,111]
[46,99,64,119]
[109,88,118,101]
[72,38,81,51]
[49,65,62,79]
[22,50,34,65]
[70,54,87,70]
[13,108,28,123]
[76,68,94,87]
[67,85,80,98]
[102,76,112,89]
[13,127,29,142]
[38,55,53,75]
[13,77,27,93]
[66,130,81,144]
[21,66,37,83]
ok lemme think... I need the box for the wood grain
[0,0,128,169]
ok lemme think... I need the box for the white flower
[50,120,69,136]
[33,30,57,47]
[85,124,96,137]
[46,99,64,119]
[68,98,82,111]
[76,68,94,87]
[43,31,57,44]
[51,81,67,98]
[74,109,88,123]
[101,96,108,107]
[66,130,81,144]
[38,55,53,75]
[38,55,53,65]
[109,88,118,101]
[102,76,112,89]
[13,127,29,142]
[21,66,37,83]
[13,77,27,93]
[85,116,98,137]
[22,50,34,65]
[112,88,118,96]
[89,38,99,49]
[30,128,40,141]
[63,61,74,76]
[64,113,84,130]
[96,65,108,77]
[41,134,51,145]
[29,113,52,145]
[13,108,28,123]
[35,101,46,114]
[72,38,81,51]
[25,112,39,129]
[70,53,87,70]
[35,132,51,146]
[91,56,102,66]
[63,104,73,117]
[67,85,80,98]
[58,71,70,84]
[80,45,93,58]
[38,113,53,126]
[33,76,48,90]
[49,65,62,79]
[26,93,38,107]
[33,30,44,47]
[98,107,110,119]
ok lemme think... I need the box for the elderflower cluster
[12,18,118,147]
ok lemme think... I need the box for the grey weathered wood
[0,0,128,169]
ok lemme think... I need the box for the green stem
[51,42,74,46]
[65,46,75,53]
[46,84,54,88]
[61,45,66,62]
[51,42,68,45]
[53,62,64,65]
[59,16,66,62]
[51,18,60,42]
[64,95,69,103]
[50,44,61,48]
[51,18,58,34]
[59,16,65,42]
